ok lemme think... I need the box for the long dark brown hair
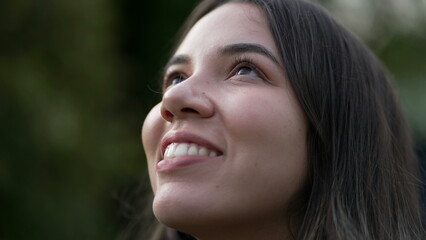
[143,0,425,239]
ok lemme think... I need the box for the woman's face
[142,2,308,238]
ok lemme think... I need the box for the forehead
[175,2,278,57]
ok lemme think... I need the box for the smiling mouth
[164,142,223,160]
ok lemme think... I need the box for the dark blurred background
[0,0,425,239]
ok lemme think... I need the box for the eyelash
[227,55,266,80]
[163,55,267,89]
[163,72,186,89]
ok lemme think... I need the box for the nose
[160,79,214,122]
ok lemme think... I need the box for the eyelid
[163,69,188,91]
[228,55,269,82]
[162,55,271,91]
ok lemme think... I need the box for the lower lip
[156,155,219,172]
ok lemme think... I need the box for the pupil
[238,67,252,75]
[172,76,184,85]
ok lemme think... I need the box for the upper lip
[160,131,222,160]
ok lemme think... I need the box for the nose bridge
[161,75,214,121]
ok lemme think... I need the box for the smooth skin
[142,3,308,240]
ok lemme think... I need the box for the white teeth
[174,143,189,156]
[188,145,198,155]
[164,143,176,159]
[199,147,208,156]
[163,142,220,159]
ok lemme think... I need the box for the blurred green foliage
[0,0,424,239]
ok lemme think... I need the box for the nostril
[182,108,198,114]
[164,110,174,119]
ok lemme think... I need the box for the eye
[236,66,258,77]
[171,74,186,85]
[227,55,269,82]
[164,72,187,89]
[229,58,267,82]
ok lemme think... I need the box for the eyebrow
[163,43,281,74]
[163,55,191,73]
[220,43,281,66]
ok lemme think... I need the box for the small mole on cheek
[215,185,220,189]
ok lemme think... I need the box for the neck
[179,217,292,240]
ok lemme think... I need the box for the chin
[152,188,232,234]
[153,187,207,226]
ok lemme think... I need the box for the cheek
[223,89,306,146]
[142,103,165,192]
[221,89,308,195]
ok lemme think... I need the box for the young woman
[141,0,425,239]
